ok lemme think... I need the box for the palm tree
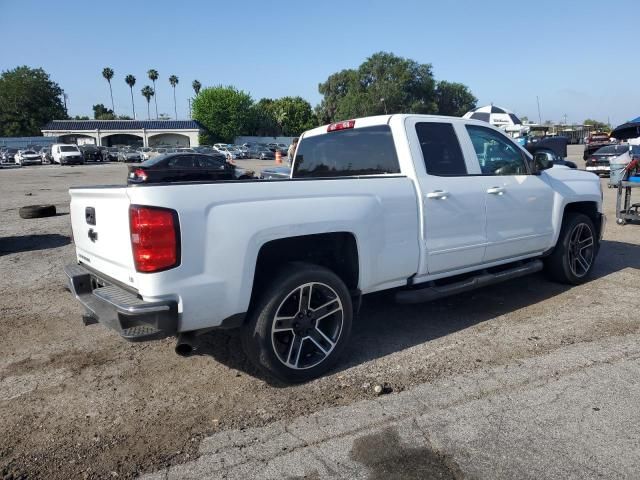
[102,67,115,113]
[169,75,179,119]
[125,74,136,119]
[147,69,159,119]
[141,86,155,120]
[192,80,201,96]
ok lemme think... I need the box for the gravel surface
[1,148,638,479]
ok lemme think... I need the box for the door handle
[487,186,506,195]
[426,190,449,199]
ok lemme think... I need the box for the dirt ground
[1,148,639,479]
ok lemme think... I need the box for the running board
[395,260,543,304]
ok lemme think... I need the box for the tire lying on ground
[19,204,56,219]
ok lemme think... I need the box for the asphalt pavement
[144,332,640,479]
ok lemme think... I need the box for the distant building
[41,120,202,147]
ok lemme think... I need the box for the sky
[1,0,638,126]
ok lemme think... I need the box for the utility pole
[536,96,542,124]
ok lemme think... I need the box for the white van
[51,144,84,165]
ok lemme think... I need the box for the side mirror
[533,152,554,172]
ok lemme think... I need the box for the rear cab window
[293,125,400,178]
[415,122,467,176]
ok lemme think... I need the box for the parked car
[1,148,18,163]
[132,147,151,160]
[583,134,615,160]
[117,149,143,163]
[14,149,43,166]
[585,144,630,176]
[215,146,239,160]
[65,114,604,383]
[52,144,84,165]
[79,145,101,162]
[127,152,253,184]
[260,166,291,179]
[251,147,276,160]
[193,146,215,154]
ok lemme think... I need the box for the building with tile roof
[41,120,203,147]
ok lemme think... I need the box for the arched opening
[59,134,96,145]
[148,133,191,147]
[101,134,144,148]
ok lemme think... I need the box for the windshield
[60,146,79,152]
[595,145,628,155]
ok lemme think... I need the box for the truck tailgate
[69,187,135,287]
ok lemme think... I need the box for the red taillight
[327,120,355,132]
[134,168,148,181]
[129,206,180,273]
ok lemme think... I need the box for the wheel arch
[250,232,360,312]
[549,201,601,254]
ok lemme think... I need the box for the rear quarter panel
[126,177,420,331]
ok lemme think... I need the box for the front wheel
[545,213,597,285]
[242,263,353,383]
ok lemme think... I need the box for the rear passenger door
[463,125,555,262]
[406,118,488,275]
[166,155,196,182]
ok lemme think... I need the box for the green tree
[192,80,202,96]
[102,67,115,113]
[125,74,136,118]
[317,52,438,122]
[73,115,90,120]
[583,118,611,132]
[93,103,115,119]
[250,98,279,136]
[434,81,477,117]
[0,66,67,136]
[141,85,155,120]
[192,86,254,143]
[169,75,179,119]
[147,69,159,119]
[264,96,316,136]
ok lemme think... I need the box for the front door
[406,118,488,275]
[463,125,555,262]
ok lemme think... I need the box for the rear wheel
[545,213,597,284]
[242,263,352,383]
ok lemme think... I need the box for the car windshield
[595,145,627,155]
[23,150,36,154]
[60,146,79,152]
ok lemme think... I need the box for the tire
[545,213,597,285]
[242,263,353,383]
[19,204,56,219]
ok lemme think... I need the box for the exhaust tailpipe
[175,332,198,357]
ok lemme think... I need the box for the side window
[167,155,195,168]
[293,125,400,178]
[466,125,529,175]
[196,155,224,168]
[415,122,467,176]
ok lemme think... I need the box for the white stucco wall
[42,129,200,147]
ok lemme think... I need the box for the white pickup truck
[65,114,604,382]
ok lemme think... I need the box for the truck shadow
[196,239,639,386]
[0,234,71,256]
